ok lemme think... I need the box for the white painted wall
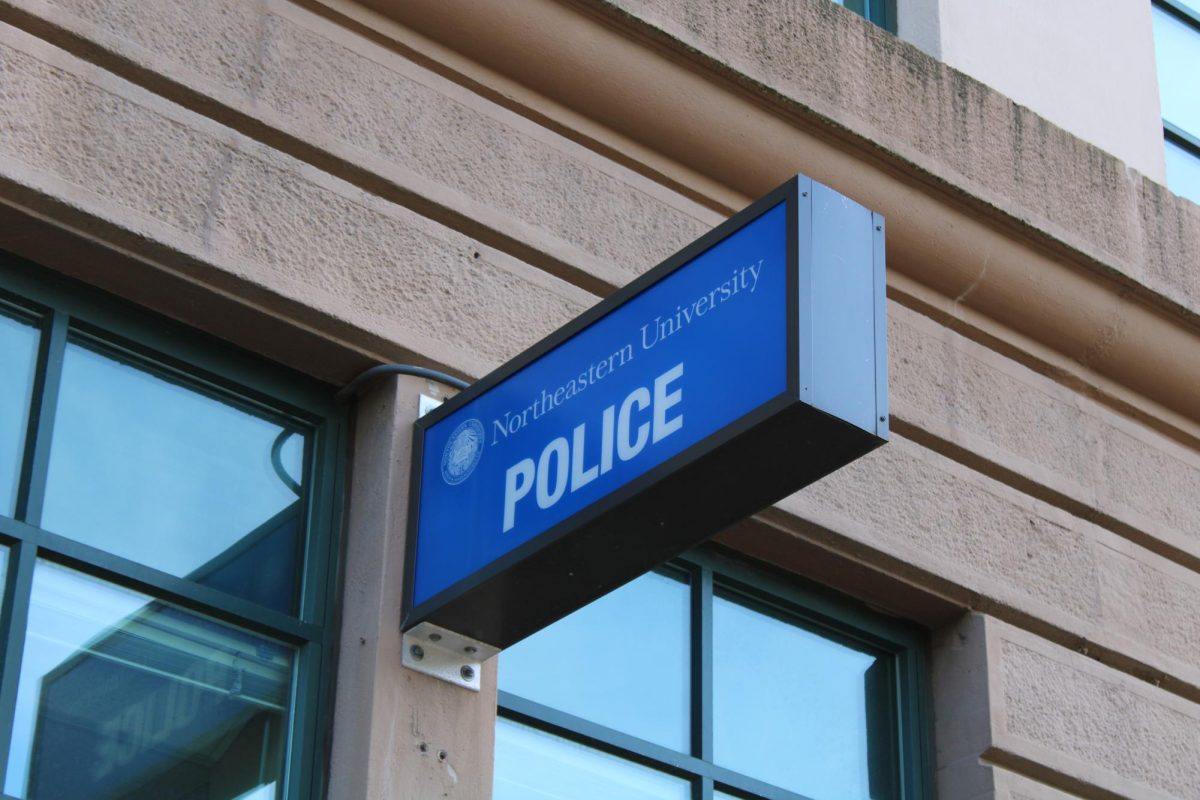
[896,0,1167,181]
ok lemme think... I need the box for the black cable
[334,363,471,404]
[270,428,303,495]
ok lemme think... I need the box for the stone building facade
[0,1,1197,799]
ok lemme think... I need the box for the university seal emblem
[441,418,485,485]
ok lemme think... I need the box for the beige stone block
[1096,546,1200,681]
[1100,425,1200,543]
[0,44,227,237]
[934,615,1200,799]
[0,22,595,380]
[207,147,592,369]
[30,0,265,90]
[788,438,1104,624]
[1139,177,1200,314]
[251,7,711,275]
[933,614,997,800]
[991,621,1200,800]
[891,307,1098,481]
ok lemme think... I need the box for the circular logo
[441,418,485,485]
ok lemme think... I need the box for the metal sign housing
[403,175,888,650]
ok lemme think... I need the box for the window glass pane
[1153,6,1200,134]
[499,571,689,751]
[1165,139,1200,204]
[4,561,292,800]
[42,341,307,613]
[0,310,39,518]
[0,546,7,600]
[494,718,690,800]
[713,591,895,800]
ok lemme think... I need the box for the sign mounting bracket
[401,622,499,691]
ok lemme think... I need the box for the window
[0,253,344,800]
[1152,0,1200,204]
[833,0,896,33]
[494,548,929,800]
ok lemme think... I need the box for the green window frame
[834,0,897,33]
[1152,0,1200,204]
[0,252,345,799]
[495,547,931,800]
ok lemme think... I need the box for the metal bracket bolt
[401,622,498,691]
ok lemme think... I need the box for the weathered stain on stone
[602,0,1187,299]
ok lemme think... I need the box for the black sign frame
[402,175,888,649]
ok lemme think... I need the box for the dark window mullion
[1157,0,1200,27]
[14,311,67,528]
[692,564,713,763]
[0,517,320,645]
[1165,120,1200,156]
[298,418,344,626]
[500,691,704,778]
[499,692,819,800]
[286,641,323,800]
[897,644,932,800]
[868,0,897,33]
[0,542,38,780]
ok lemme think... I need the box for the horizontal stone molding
[0,20,595,384]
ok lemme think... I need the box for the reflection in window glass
[1165,139,1200,205]
[3,561,292,800]
[0,311,39,518]
[499,571,690,751]
[42,342,306,613]
[494,719,690,800]
[713,592,894,800]
[1153,5,1200,134]
[0,547,7,602]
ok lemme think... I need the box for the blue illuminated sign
[404,176,888,648]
